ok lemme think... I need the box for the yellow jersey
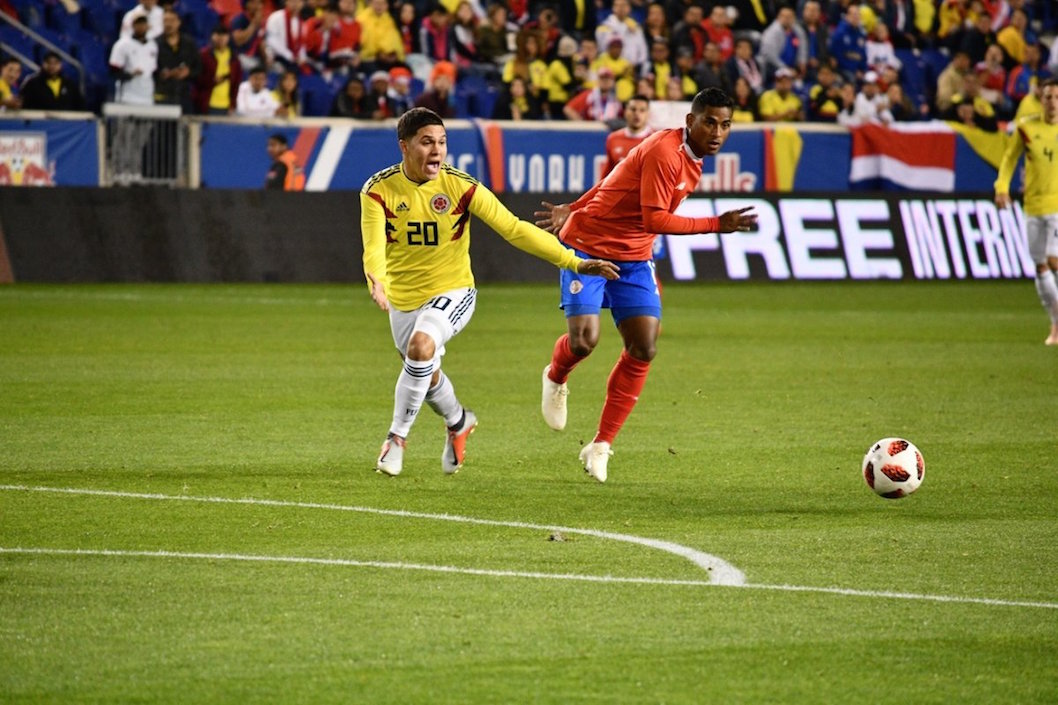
[361,162,581,310]
[209,48,232,110]
[545,59,573,103]
[995,115,1058,217]
[502,58,549,97]
[758,89,802,120]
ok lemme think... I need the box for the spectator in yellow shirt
[0,57,21,111]
[759,67,804,121]
[591,34,634,101]
[996,8,1029,67]
[546,35,580,118]
[357,0,405,62]
[502,29,549,108]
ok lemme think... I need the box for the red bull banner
[0,118,100,186]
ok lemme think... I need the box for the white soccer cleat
[579,441,612,483]
[541,365,568,431]
[442,410,478,475]
[376,434,406,476]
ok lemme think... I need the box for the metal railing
[0,10,86,98]
[0,41,39,74]
[102,103,186,187]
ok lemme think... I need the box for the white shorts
[389,287,477,358]
[1026,214,1058,264]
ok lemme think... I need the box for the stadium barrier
[0,113,1017,193]
[0,110,101,186]
[0,188,1032,283]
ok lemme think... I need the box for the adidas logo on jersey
[396,202,410,212]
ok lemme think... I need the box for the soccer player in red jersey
[602,94,654,179]
[536,87,756,482]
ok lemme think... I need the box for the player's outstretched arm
[717,207,758,233]
[576,258,620,280]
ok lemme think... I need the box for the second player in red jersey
[601,94,654,179]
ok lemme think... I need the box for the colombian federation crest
[569,280,584,295]
[430,193,451,214]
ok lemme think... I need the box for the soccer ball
[862,438,924,499]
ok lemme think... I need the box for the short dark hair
[397,107,445,141]
[212,23,230,34]
[626,94,650,108]
[268,133,288,146]
[248,64,266,76]
[690,87,734,113]
[1,56,19,67]
[1041,78,1058,90]
[42,50,61,62]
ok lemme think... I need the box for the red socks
[547,334,585,384]
[550,334,651,445]
[595,350,650,445]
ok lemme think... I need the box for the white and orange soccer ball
[862,438,924,499]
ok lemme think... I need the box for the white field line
[3,485,1057,610]
[0,485,746,586]
[0,547,717,588]
[1,546,1056,610]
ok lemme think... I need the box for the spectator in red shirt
[602,94,653,178]
[563,66,623,121]
[701,4,734,61]
[305,1,361,73]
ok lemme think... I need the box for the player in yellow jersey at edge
[361,107,619,476]
[995,78,1058,345]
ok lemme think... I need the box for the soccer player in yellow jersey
[362,108,619,476]
[995,78,1058,345]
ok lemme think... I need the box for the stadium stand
[0,0,1054,120]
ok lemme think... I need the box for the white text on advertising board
[665,197,1031,281]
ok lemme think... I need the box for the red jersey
[702,20,734,60]
[602,126,654,178]
[560,127,719,261]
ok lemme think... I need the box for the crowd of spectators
[0,0,1056,131]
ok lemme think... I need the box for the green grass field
[2,281,1056,704]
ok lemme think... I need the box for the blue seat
[409,77,424,100]
[73,33,109,82]
[0,26,36,61]
[298,73,337,117]
[45,3,84,38]
[449,90,468,118]
[80,0,119,39]
[471,87,498,118]
[181,4,219,42]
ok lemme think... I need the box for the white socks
[425,370,464,429]
[1035,270,1058,323]
[389,358,435,438]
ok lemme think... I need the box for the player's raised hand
[576,258,620,280]
[717,207,758,233]
[366,272,389,312]
[534,201,571,235]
